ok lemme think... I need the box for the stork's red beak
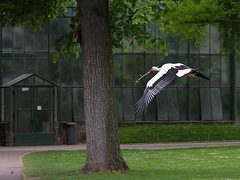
[148,69,153,73]
[135,69,152,85]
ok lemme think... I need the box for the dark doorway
[14,86,55,145]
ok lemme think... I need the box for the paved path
[1,141,240,180]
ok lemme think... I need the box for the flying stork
[135,63,209,116]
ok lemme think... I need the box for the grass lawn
[118,125,240,143]
[22,146,240,179]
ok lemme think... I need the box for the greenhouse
[0,6,239,145]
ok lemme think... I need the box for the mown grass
[22,146,240,179]
[118,125,240,143]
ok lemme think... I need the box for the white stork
[135,63,209,116]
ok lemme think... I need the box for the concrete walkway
[1,141,240,180]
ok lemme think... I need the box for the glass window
[189,42,199,54]
[37,54,49,79]
[114,54,122,86]
[221,56,230,87]
[167,88,179,120]
[24,26,36,51]
[37,24,48,52]
[166,36,177,53]
[50,53,60,84]
[122,88,134,120]
[200,88,212,120]
[115,88,123,121]
[2,27,13,51]
[145,95,157,121]
[73,88,84,121]
[13,55,24,78]
[13,26,24,51]
[145,54,156,68]
[133,54,144,87]
[199,55,210,87]
[60,88,73,121]
[36,111,52,133]
[25,55,37,74]
[122,54,133,86]
[50,19,60,52]
[59,55,72,86]
[237,88,240,121]
[2,54,14,84]
[177,35,188,53]
[17,87,32,110]
[221,88,230,120]
[157,89,168,120]
[210,26,220,54]
[17,111,33,133]
[178,88,188,120]
[189,88,200,120]
[211,88,222,120]
[210,55,220,87]
[236,55,240,87]
[72,54,82,87]
[156,54,166,66]
[36,87,52,110]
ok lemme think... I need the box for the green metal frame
[2,74,59,145]
[14,86,55,145]
[230,53,237,122]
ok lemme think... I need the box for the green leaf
[53,52,59,64]
[162,49,168,56]
[55,43,61,52]
[76,52,79,59]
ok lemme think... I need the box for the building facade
[0,7,239,145]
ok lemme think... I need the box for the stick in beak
[134,69,153,85]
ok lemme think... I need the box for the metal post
[230,51,237,122]
[230,29,237,122]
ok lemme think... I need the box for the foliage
[53,0,169,63]
[22,146,240,179]
[1,0,240,58]
[110,0,168,55]
[162,0,240,55]
[79,125,240,144]
[118,125,240,143]
[0,0,73,30]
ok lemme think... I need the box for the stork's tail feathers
[195,71,209,80]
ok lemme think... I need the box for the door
[14,86,55,145]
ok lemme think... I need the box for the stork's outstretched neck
[134,66,161,85]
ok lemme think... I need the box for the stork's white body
[135,63,209,116]
[146,63,192,87]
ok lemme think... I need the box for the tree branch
[185,19,240,24]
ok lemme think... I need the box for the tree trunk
[78,0,128,174]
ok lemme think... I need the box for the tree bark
[78,0,128,174]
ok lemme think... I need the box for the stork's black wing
[135,68,178,116]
